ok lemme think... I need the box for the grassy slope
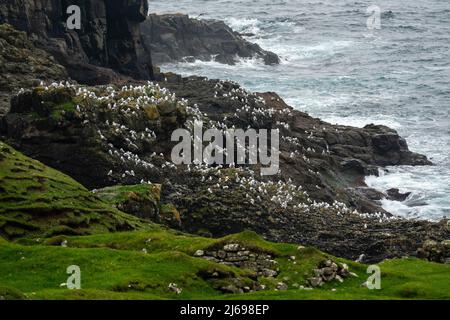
[0,142,148,239]
[0,142,448,300]
[1,230,449,300]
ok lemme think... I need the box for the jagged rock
[0,24,68,116]
[141,14,280,66]
[417,239,450,264]
[387,188,411,202]
[1,83,187,189]
[2,77,448,262]
[0,0,153,84]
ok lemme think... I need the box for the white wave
[159,55,269,77]
[366,167,450,221]
[320,115,403,129]
[225,17,261,34]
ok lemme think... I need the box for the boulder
[387,188,411,202]
[141,14,280,66]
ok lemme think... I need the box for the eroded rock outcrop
[141,14,280,66]
[417,239,450,264]
[1,78,447,262]
[0,0,153,84]
[0,24,68,116]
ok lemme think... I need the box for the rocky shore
[141,13,280,65]
[0,1,449,265]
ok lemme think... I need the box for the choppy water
[151,0,450,221]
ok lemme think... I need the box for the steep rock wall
[0,0,153,84]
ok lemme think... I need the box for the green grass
[0,142,148,239]
[1,229,449,300]
[95,184,161,205]
[0,142,449,300]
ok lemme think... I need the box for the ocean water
[150,0,450,221]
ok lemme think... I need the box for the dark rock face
[0,0,152,84]
[0,24,68,116]
[387,188,412,202]
[1,83,187,190]
[141,14,280,66]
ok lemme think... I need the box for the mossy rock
[96,184,181,228]
[0,141,147,240]
[0,286,27,300]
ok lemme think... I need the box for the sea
[151,0,450,221]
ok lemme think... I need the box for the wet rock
[387,188,411,202]
[141,14,280,66]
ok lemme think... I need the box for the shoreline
[0,1,449,301]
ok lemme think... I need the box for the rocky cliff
[141,14,280,65]
[1,77,446,262]
[0,0,153,84]
[0,24,68,116]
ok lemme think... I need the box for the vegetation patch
[0,142,148,239]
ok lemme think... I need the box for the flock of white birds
[30,81,401,224]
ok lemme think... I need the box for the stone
[313,269,324,277]
[276,282,288,291]
[220,285,242,294]
[203,256,219,263]
[260,269,278,278]
[223,244,240,252]
[217,250,227,259]
[168,283,182,295]
[237,251,250,256]
[308,277,323,288]
[194,250,204,257]
[254,284,266,291]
